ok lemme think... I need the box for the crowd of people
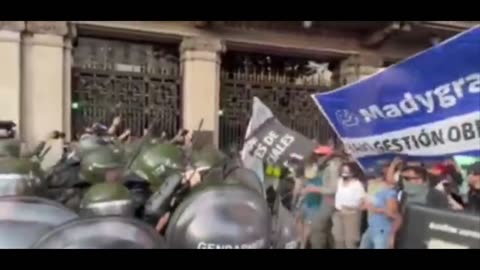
[1,114,480,249]
[79,118,480,249]
[292,144,480,249]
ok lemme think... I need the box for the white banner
[344,111,480,158]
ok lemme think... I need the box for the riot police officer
[56,144,125,210]
[141,143,298,249]
[0,121,62,197]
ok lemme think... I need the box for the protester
[308,146,342,249]
[360,165,400,249]
[387,158,449,210]
[332,162,365,249]
[297,155,323,249]
[429,163,464,210]
[361,163,390,233]
[367,164,391,199]
[466,161,480,214]
[108,116,122,136]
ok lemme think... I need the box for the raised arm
[108,116,122,136]
[320,157,342,195]
[386,157,403,185]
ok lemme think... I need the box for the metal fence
[71,37,182,139]
[219,70,337,151]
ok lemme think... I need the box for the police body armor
[0,196,78,248]
[32,216,165,249]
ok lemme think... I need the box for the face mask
[304,164,318,179]
[341,172,353,179]
[317,156,329,166]
[403,180,428,204]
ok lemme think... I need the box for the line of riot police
[0,118,298,249]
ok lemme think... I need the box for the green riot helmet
[74,135,111,159]
[124,140,141,160]
[79,182,134,217]
[130,144,184,190]
[79,146,125,184]
[0,158,45,197]
[0,139,21,158]
[191,146,226,169]
[123,138,159,163]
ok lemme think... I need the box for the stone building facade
[0,21,475,166]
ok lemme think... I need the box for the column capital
[63,22,77,50]
[180,37,226,54]
[0,21,25,32]
[342,53,383,67]
[66,22,77,39]
[26,21,68,36]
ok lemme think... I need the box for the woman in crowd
[296,155,323,249]
[331,162,365,249]
[360,162,401,249]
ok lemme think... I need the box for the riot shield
[32,216,166,249]
[223,167,264,196]
[166,184,271,249]
[0,196,78,248]
[271,202,299,249]
[397,204,480,249]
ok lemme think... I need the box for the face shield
[79,199,135,217]
[0,174,36,197]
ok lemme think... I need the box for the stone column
[0,21,24,127]
[22,21,68,168]
[336,54,384,86]
[63,23,76,141]
[180,37,225,146]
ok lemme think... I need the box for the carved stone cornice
[25,21,68,36]
[0,21,25,32]
[180,37,226,54]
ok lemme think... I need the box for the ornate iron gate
[72,37,181,139]
[219,52,337,150]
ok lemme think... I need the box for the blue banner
[312,26,480,172]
